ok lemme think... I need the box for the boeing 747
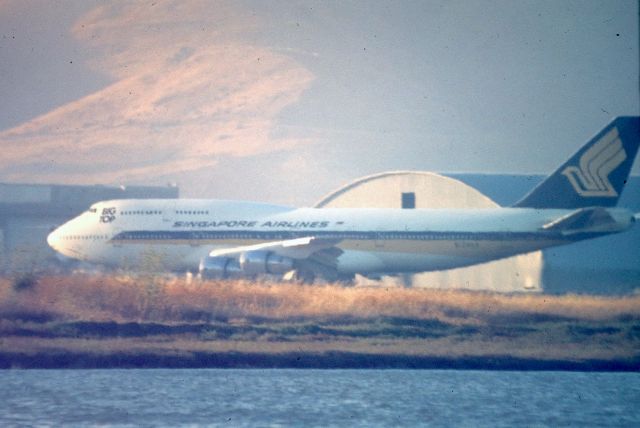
[47,117,639,282]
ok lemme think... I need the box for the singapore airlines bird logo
[562,127,626,197]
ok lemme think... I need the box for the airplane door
[111,227,123,247]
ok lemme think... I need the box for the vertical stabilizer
[514,116,640,209]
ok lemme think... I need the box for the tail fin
[514,116,640,209]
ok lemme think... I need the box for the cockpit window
[89,208,97,213]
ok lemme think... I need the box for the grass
[2,273,639,324]
[0,273,639,369]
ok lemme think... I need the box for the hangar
[0,182,179,273]
[316,172,640,295]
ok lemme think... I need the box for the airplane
[47,116,639,282]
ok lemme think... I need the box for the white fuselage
[47,199,634,276]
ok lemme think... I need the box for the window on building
[401,192,415,209]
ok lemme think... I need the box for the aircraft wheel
[336,274,356,287]
[293,270,316,285]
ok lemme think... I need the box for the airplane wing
[208,236,344,279]
[209,236,342,260]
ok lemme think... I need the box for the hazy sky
[1,0,638,205]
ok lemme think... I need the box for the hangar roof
[314,171,496,209]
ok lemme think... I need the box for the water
[1,369,638,427]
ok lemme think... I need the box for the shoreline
[2,351,639,371]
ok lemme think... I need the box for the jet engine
[198,256,242,279]
[199,250,294,279]
[239,251,294,276]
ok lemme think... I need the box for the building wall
[0,183,52,204]
[3,216,63,271]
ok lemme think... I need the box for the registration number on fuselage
[454,241,480,248]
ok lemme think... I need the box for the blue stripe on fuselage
[110,229,598,243]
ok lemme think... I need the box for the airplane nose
[47,228,60,250]
[46,224,82,260]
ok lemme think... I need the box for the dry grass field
[1,274,639,369]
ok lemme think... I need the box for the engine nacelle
[198,256,242,279]
[239,251,294,276]
[199,251,294,279]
